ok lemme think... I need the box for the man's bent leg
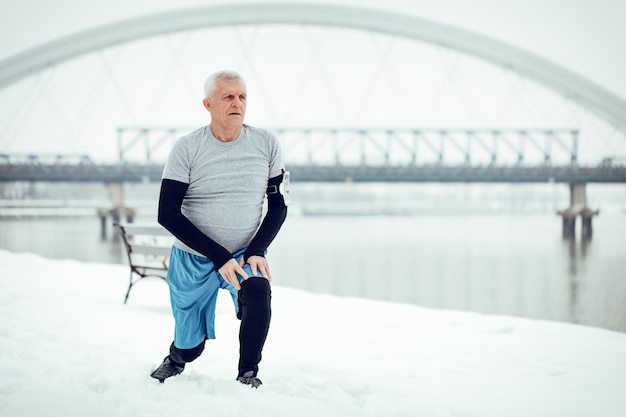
[150,340,206,383]
[169,340,206,364]
[237,277,271,381]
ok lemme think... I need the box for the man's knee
[237,277,271,321]
[243,276,271,295]
[169,340,205,364]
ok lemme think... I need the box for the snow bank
[1,249,625,417]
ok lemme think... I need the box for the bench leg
[124,272,134,304]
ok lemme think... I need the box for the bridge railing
[274,127,579,167]
[2,127,626,183]
[115,126,580,167]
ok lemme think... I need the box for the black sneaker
[150,356,184,383]
[237,371,263,388]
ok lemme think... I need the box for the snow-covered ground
[1,249,625,417]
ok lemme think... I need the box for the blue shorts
[166,246,252,349]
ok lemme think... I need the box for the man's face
[204,79,247,128]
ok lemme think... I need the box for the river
[1,182,625,332]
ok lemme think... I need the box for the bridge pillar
[557,183,598,240]
[108,182,124,211]
[561,215,577,239]
[569,183,586,207]
[97,182,136,237]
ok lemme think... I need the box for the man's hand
[240,255,272,281]
[218,258,248,290]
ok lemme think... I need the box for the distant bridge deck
[1,159,625,183]
[2,127,626,183]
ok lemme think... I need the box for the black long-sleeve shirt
[158,174,287,270]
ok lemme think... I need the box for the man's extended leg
[150,340,206,383]
[151,247,221,383]
[236,277,271,387]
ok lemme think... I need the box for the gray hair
[203,70,246,99]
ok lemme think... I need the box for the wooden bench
[114,222,174,304]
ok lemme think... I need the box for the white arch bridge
[1,3,626,133]
[1,3,625,171]
[1,3,625,238]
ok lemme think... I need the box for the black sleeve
[157,178,233,269]
[243,173,288,262]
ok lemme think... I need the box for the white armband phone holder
[267,170,290,206]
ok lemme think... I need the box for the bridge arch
[1,3,625,133]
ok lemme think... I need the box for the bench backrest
[115,222,174,268]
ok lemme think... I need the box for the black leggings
[237,277,272,377]
[169,340,205,364]
[168,276,272,377]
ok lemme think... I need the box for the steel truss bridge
[1,127,625,184]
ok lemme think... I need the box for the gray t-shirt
[162,124,284,256]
